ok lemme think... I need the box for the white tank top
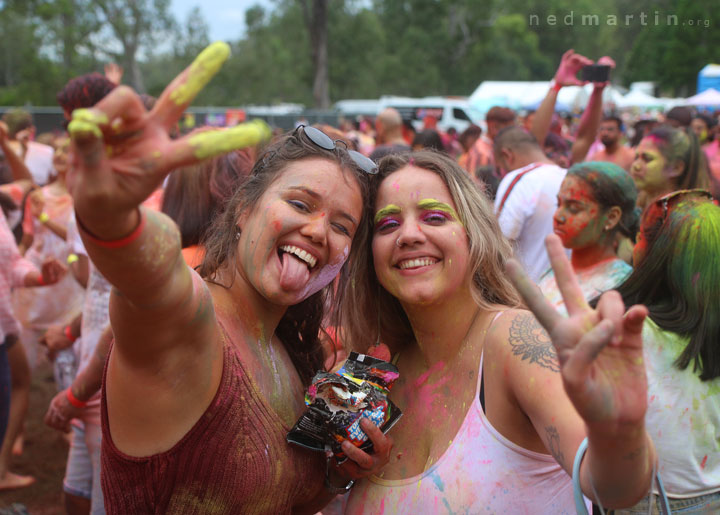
[643,319,720,497]
[345,353,589,514]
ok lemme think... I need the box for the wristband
[64,325,78,343]
[65,387,87,409]
[39,212,50,224]
[67,253,79,264]
[324,458,355,494]
[76,209,146,249]
[550,80,563,93]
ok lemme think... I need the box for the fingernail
[72,108,108,126]
[68,120,102,140]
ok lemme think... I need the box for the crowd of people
[0,42,718,515]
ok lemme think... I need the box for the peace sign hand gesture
[67,42,271,239]
[508,234,649,433]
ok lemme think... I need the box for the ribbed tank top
[100,320,325,514]
[345,353,589,514]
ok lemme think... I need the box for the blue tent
[697,64,720,93]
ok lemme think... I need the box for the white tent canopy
[684,88,720,106]
[468,81,622,113]
[616,90,668,109]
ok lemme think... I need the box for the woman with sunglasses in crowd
[539,161,638,314]
[631,125,709,210]
[611,191,720,513]
[341,150,656,513]
[62,43,390,514]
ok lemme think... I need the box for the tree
[92,0,175,92]
[298,0,330,108]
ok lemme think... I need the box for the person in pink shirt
[342,151,658,514]
[0,208,65,490]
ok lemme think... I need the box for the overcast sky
[170,0,273,42]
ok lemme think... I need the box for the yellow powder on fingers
[169,42,231,106]
[188,120,271,160]
[68,120,102,139]
[71,108,109,126]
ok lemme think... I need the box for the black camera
[581,64,611,83]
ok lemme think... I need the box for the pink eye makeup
[421,210,453,223]
[375,216,401,231]
[417,199,461,223]
[374,204,402,231]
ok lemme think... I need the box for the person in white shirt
[493,126,567,281]
[0,109,54,186]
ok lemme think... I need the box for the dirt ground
[0,362,68,514]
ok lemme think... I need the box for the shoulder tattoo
[508,312,559,372]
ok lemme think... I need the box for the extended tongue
[280,252,311,291]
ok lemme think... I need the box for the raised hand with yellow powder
[67,41,271,241]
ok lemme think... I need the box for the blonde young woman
[341,151,657,513]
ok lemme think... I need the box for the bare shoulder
[486,308,559,373]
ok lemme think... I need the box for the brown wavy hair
[197,128,371,384]
[339,150,522,352]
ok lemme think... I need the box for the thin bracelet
[324,457,355,494]
[76,208,146,249]
[550,80,563,92]
[65,387,87,409]
[572,438,606,515]
[64,325,78,343]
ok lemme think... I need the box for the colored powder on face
[169,41,231,105]
[374,204,402,225]
[417,199,460,222]
[188,120,271,160]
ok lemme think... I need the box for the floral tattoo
[508,313,559,372]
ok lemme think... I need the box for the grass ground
[0,362,67,514]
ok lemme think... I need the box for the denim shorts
[612,490,720,514]
[63,422,105,514]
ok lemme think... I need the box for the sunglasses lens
[348,150,378,175]
[302,126,335,151]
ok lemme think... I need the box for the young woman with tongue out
[64,43,391,514]
[342,150,657,513]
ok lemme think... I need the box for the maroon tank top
[100,320,325,514]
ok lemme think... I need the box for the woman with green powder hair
[613,192,720,513]
[539,161,639,315]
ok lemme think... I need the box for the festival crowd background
[0,38,718,515]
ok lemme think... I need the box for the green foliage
[0,0,716,106]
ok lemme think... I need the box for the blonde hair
[339,150,522,352]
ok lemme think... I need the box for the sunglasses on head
[294,125,378,175]
[654,189,717,222]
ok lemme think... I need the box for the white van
[377,96,484,133]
